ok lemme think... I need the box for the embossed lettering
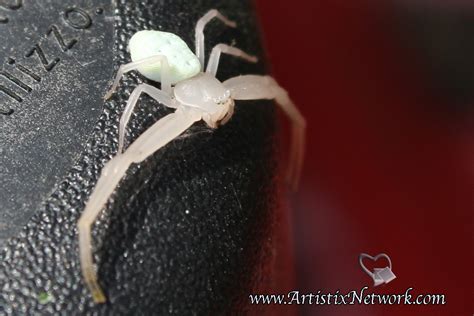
[0,84,21,103]
[0,69,31,92]
[2,5,96,115]
[25,44,60,72]
[0,0,23,24]
[47,25,77,52]
[0,103,14,115]
[0,0,22,10]
[7,58,41,82]
[64,7,92,29]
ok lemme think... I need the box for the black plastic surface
[0,0,277,314]
[0,0,115,248]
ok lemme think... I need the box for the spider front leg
[224,75,306,189]
[118,83,177,153]
[78,107,201,303]
[125,107,202,162]
[78,154,133,303]
[195,9,237,68]
[206,44,258,77]
[104,55,172,100]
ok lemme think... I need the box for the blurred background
[254,0,473,315]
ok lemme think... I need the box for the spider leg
[104,55,172,100]
[78,107,201,303]
[78,154,133,303]
[125,107,202,163]
[195,9,237,68]
[118,83,176,153]
[223,75,306,190]
[206,44,258,77]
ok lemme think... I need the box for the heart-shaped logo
[359,253,396,286]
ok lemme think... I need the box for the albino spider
[78,9,306,303]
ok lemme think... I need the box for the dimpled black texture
[0,0,278,314]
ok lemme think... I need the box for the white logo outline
[359,253,397,286]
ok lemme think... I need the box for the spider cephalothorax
[174,72,235,127]
[78,9,306,303]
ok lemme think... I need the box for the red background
[255,1,473,315]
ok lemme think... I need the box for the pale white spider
[78,9,306,303]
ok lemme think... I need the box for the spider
[78,9,306,303]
